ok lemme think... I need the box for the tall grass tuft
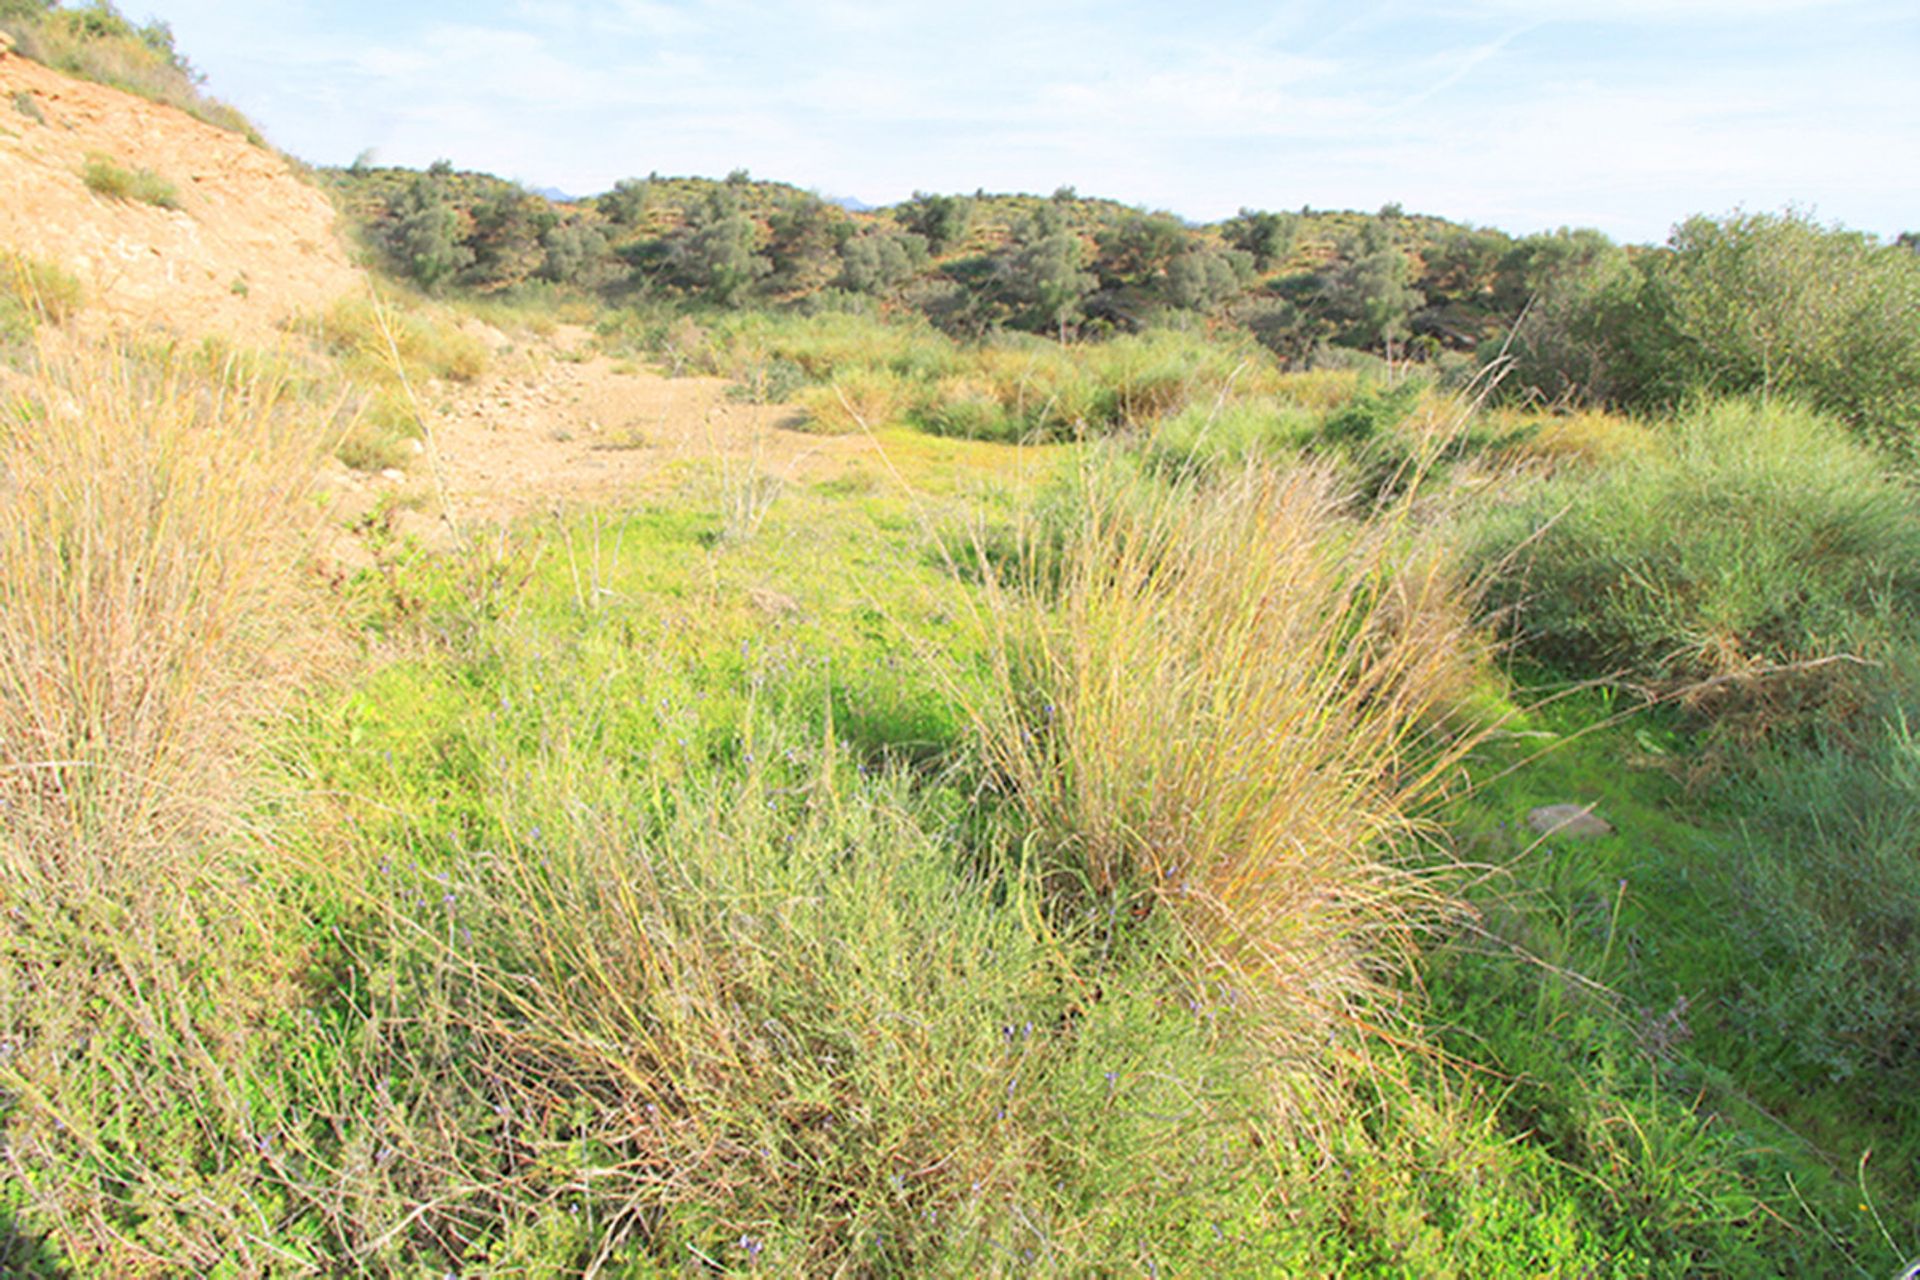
[0,336,333,1271]
[0,338,324,894]
[967,455,1493,1107]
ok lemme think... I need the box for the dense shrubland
[330,162,1920,461]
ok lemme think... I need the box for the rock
[379,467,406,482]
[1527,804,1614,840]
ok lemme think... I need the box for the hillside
[0,30,359,339]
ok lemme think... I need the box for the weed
[81,153,180,209]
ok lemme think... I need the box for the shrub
[1718,715,1920,1123]
[1644,210,1920,457]
[81,153,180,208]
[1473,399,1920,735]
[1497,211,1920,458]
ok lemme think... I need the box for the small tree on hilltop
[386,160,474,293]
[598,177,653,227]
[997,208,1096,340]
[897,192,975,255]
[1320,221,1424,360]
[838,226,929,296]
[670,185,771,305]
[1223,208,1299,271]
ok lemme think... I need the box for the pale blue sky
[143,0,1915,243]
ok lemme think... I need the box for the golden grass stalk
[0,334,326,898]
[968,457,1493,1095]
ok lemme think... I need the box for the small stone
[1526,804,1614,840]
[378,468,406,482]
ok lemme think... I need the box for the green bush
[1645,211,1920,457]
[1498,211,1920,458]
[1474,399,1920,734]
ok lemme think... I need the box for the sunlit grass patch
[81,152,180,209]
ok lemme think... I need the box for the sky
[140,0,1916,244]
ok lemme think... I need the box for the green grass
[81,153,181,209]
[1471,398,1920,742]
[5,299,1919,1275]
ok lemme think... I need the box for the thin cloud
[141,0,1916,243]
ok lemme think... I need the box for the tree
[463,184,549,291]
[1319,224,1424,357]
[838,226,928,295]
[1492,227,1619,313]
[1420,226,1510,305]
[669,185,770,305]
[1093,212,1190,291]
[1165,244,1254,314]
[765,195,844,294]
[385,161,474,292]
[598,177,653,227]
[541,212,621,289]
[1222,208,1299,271]
[896,192,974,255]
[996,209,1096,340]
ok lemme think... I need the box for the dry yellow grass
[968,458,1494,1108]
[796,366,912,433]
[0,334,328,896]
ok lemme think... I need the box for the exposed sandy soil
[0,39,361,340]
[430,325,885,521]
[0,48,1012,560]
[320,324,901,557]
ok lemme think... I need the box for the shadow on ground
[1,1208,68,1278]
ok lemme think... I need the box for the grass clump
[0,340,323,883]
[1474,398,1920,736]
[969,455,1491,1104]
[80,152,180,209]
[0,250,84,348]
[303,295,486,470]
[0,338,330,1271]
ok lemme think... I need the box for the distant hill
[320,161,1536,361]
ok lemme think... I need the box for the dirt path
[323,325,889,556]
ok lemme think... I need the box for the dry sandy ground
[321,325,900,556]
[0,38,360,341]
